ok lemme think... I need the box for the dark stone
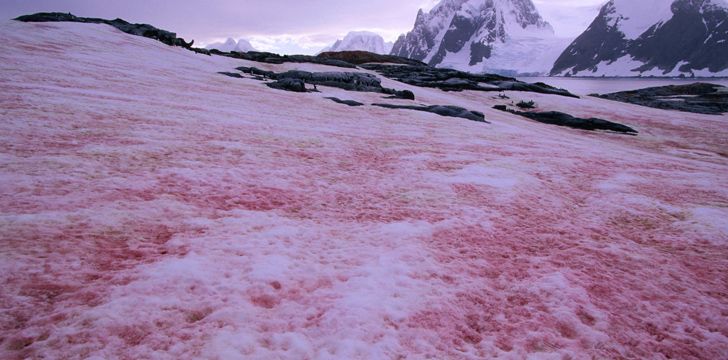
[492,106,637,134]
[593,82,728,115]
[360,64,578,98]
[218,72,243,78]
[193,48,211,56]
[399,90,416,100]
[266,78,307,92]
[224,51,357,69]
[469,42,492,66]
[231,67,413,98]
[316,51,426,66]
[324,97,364,107]
[236,67,277,79]
[14,12,203,51]
[516,100,536,109]
[373,103,487,123]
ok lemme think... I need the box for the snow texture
[1,20,728,359]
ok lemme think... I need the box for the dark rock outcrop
[373,104,487,123]
[236,66,277,79]
[493,106,637,134]
[594,82,728,115]
[15,12,199,50]
[360,64,578,98]
[233,67,414,99]
[216,50,357,69]
[218,72,244,79]
[324,97,365,107]
[267,78,307,92]
[317,51,426,66]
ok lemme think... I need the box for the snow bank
[1,20,727,359]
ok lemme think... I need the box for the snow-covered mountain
[551,0,728,77]
[320,31,393,55]
[205,38,256,52]
[390,0,570,76]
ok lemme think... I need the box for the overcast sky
[0,0,606,54]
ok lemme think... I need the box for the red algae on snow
[1,21,728,359]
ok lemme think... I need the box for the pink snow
[1,21,728,359]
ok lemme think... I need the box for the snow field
[1,20,727,359]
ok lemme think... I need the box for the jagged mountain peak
[551,0,728,76]
[205,37,256,53]
[320,31,393,55]
[391,0,564,76]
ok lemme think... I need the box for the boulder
[266,79,307,92]
[493,106,637,134]
[325,97,365,107]
[373,103,487,123]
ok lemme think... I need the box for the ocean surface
[518,77,728,96]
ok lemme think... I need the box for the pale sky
[0,0,606,54]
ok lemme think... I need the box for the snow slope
[1,20,728,359]
[320,31,393,55]
[206,37,256,52]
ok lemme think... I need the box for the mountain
[205,38,256,52]
[551,0,728,77]
[320,31,393,55]
[390,0,570,76]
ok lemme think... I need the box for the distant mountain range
[390,0,568,76]
[320,31,393,55]
[383,0,728,77]
[551,0,728,77]
[205,38,256,53]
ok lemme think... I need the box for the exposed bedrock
[373,104,487,123]
[235,67,415,100]
[493,106,637,134]
[360,64,578,98]
[214,50,358,69]
[594,83,728,115]
[15,12,197,49]
[316,51,427,66]
[324,97,365,107]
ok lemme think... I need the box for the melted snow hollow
[1,20,728,359]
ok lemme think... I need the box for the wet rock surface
[360,64,578,98]
[493,106,637,134]
[594,83,728,115]
[373,104,487,123]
